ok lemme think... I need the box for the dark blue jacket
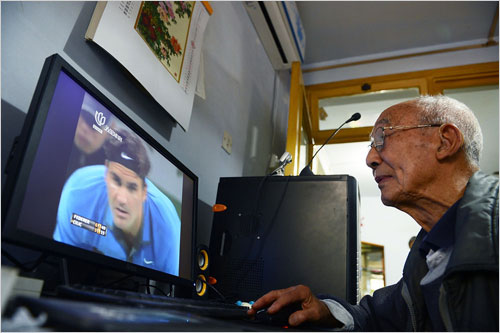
[333,172,499,331]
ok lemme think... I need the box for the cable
[139,283,169,297]
[300,112,361,175]
[101,273,135,289]
[230,174,270,269]
[195,276,226,301]
[233,177,291,294]
[213,174,291,301]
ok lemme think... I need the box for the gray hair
[411,95,483,167]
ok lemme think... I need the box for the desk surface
[4,295,337,331]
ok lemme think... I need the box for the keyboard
[6,295,253,331]
[56,284,249,320]
[5,287,336,331]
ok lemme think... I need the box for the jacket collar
[404,171,498,276]
[446,171,499,271]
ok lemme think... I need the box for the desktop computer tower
[209,175,360,304]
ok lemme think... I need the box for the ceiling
[296,1,499,67]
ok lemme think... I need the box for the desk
[3,295,334,331]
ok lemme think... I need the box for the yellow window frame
[284,62,498,175]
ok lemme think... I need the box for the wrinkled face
[365,103,440,207]
[105,161,147,236]
[74,114,107,154]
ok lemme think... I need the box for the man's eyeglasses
[369,124,442,151]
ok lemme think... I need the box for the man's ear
[436,124,464,161]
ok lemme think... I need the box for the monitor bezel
[2,54,197,288]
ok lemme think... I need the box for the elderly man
[248,95,498,331]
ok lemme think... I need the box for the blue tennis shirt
[53,165,181,276]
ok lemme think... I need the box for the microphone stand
[300,113,361,176]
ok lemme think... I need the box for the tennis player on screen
[54,129,181,275]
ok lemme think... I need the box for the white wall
[1,1,291,246]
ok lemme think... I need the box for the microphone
[299,112,361,176]
[269,152,293,176]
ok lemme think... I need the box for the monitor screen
[2,54,197,287]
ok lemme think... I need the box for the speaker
[194,245,210,298]
[209,175,360,304]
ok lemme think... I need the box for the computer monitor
[2,54,198,289]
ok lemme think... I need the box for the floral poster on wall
[134,1,195,82]
[85,1,211,131]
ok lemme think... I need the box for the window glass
[318,88,420,130]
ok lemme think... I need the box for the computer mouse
[254,302,303,327]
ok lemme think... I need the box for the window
[284,62,498,175]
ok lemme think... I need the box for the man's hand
[247,285,342,327]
